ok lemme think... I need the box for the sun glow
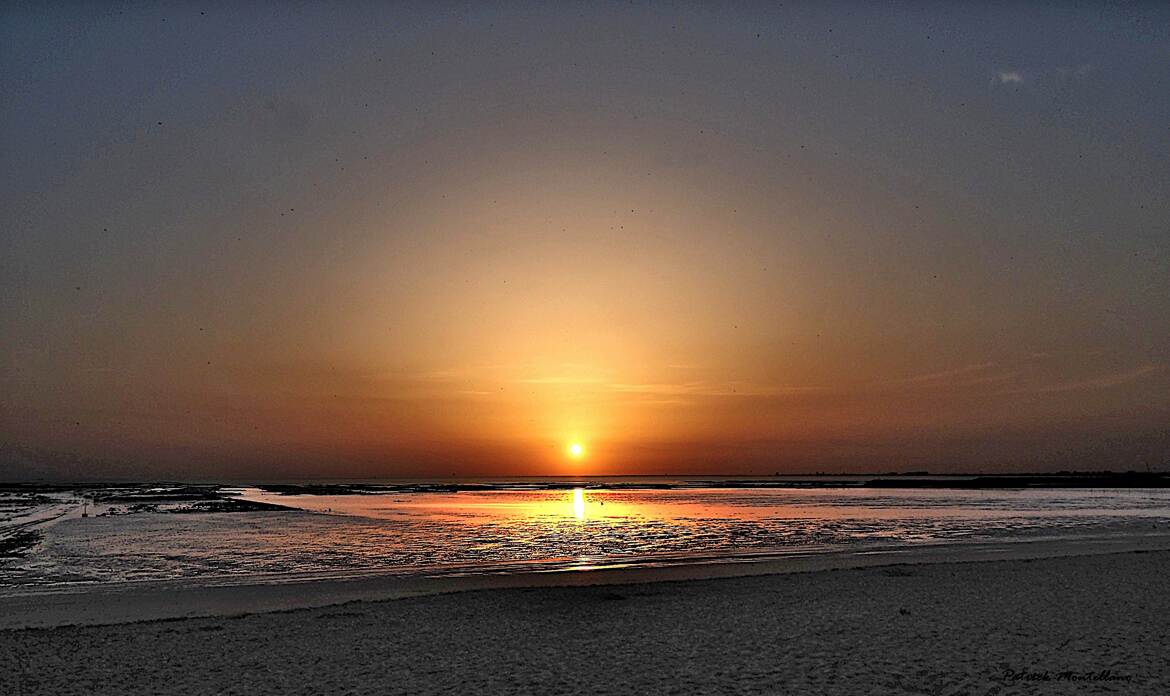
[567,442,585,460]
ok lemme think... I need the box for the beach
[4,546,1168,695]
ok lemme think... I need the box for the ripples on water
[3,485,1170,590]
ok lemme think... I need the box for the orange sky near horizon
[2,4,1169,480]
[4,121,1168,480]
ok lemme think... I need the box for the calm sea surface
[3,482,1170,592]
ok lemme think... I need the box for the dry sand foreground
[3,551,1168,695]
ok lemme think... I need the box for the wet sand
[3,547,1169,695]
[3,532,1169,630]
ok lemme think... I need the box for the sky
[2,1,1169,480]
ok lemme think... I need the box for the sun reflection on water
[572,488,586,520]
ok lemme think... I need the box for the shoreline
[5,531,1170,630]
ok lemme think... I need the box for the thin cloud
[881,362,997,386]
[1007,365,1161,396]
[609,381,823,398]
[1028,349,1104,360]
[994,65,1092,88]
[516,376,607,385]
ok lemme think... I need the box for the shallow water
[3,484,1170,592]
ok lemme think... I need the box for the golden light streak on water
[573,487,586,520]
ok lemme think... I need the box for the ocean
[3,479,1170,593]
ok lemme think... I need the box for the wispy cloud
[1008,365,1161,396]
[880,362,998,386]
[993,64,1093,88]
[371,358,1160,405]
[1027,349,1104,360]
[609,381,822,398]
[516,376,608,385]
[1056,63,1093,79]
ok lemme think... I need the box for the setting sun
[567,442,585,460]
